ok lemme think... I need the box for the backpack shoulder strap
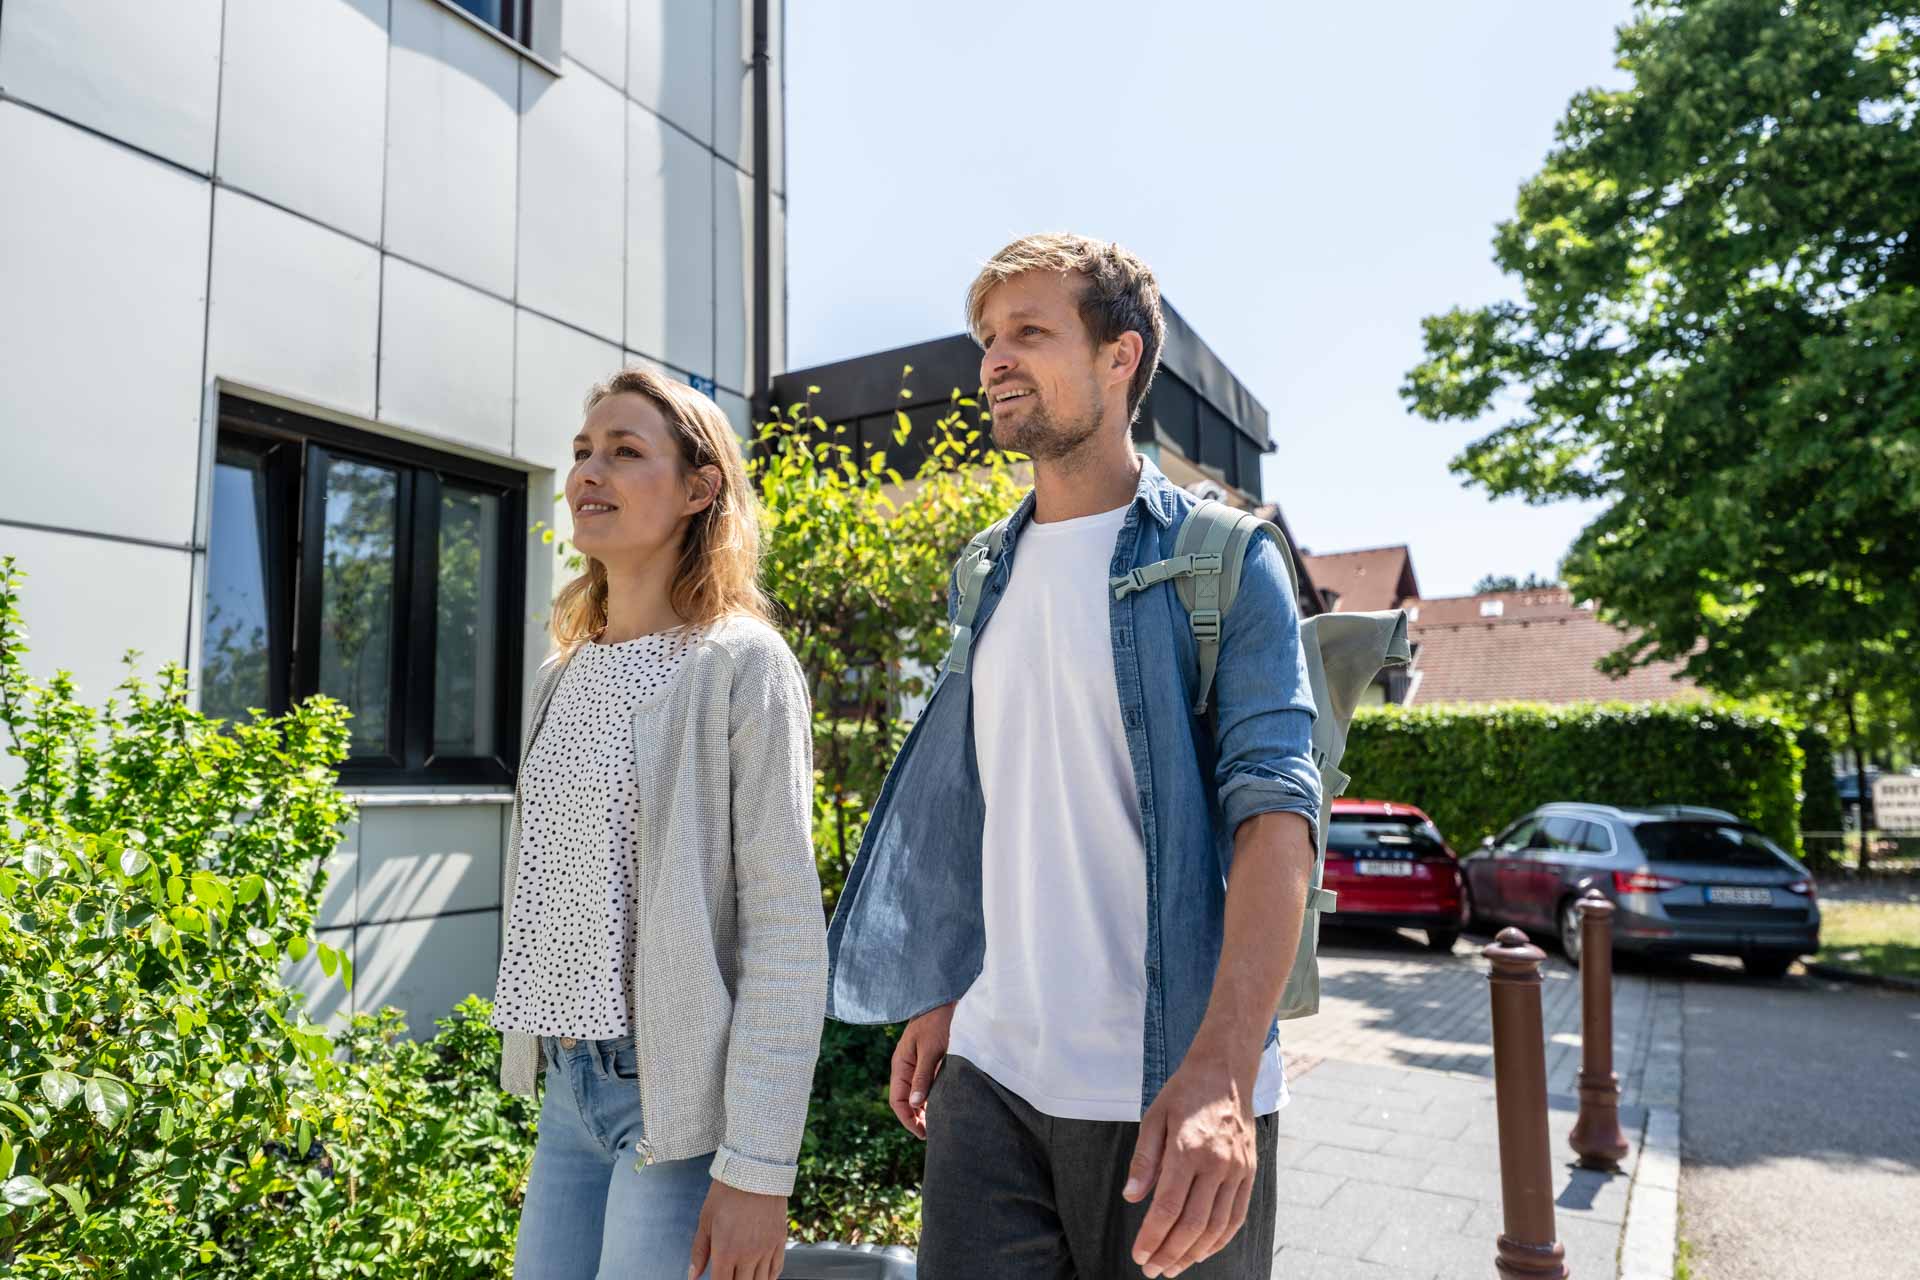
[1110,499,1297,714]
[944,517,1011,675]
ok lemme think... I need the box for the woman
[494,367,827,1280]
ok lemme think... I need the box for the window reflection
[435,485,501,756]
[317,458,399,757]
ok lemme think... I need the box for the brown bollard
[1568,889,1631,1170]
[1486,927,1569,1280]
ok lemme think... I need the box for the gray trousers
[919,1056,1278,1279]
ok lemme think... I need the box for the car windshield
[1329,815,1448,856]
[1634,822,1787,868]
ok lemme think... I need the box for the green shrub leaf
[2,1174,50,1208]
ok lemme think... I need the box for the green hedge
[1341,701,1806,853]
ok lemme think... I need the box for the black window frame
[212,396,527,788]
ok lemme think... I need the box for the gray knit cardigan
[498,615,828,1197]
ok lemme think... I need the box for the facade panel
[516,59,627,342]
[217,0,390,242]
[378,257,517,453]
[207,190,382,417]
[385,0,521,296]
[0,103,209,547]
[627,106,716,377]
[629,0,715,145]
[0,0,223,173]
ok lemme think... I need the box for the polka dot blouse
[491,630,696,1040]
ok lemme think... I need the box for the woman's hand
[688,1180,788,1279]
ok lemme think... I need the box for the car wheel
[1558,898,1583,967]
[1742,952,1795,979]
[1462,877,1485,930]
[1426,929,1460,954]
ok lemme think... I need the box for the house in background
[1401,588,1702,706]
[1296,545,1422,703]
[1302,544,1421,616]
[0,0,788,1036]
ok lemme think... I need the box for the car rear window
[1329,815,1448,856]
[1634,822,1786,868]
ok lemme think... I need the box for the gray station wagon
[1459,803,1821,978]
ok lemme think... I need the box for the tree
[750,381,1026,910]
[1403,1,1920,781]
[1473,573,1560,593]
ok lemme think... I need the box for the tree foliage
[749,379,1027,910]
[1473,573,1561,593]
[1403,1,1920,748]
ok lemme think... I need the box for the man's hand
[688,1180,788,1280]
[1122,1047,1258,1278]
[888,1002,955,1139]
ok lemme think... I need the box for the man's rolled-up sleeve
[1211,533,1321,847]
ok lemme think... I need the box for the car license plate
[1705,886,1772,906]
[1355,860,1414,877]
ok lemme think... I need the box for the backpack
[943,499,1411,1019]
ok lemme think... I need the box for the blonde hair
[549,367,770,651]
[965,233,1167,422]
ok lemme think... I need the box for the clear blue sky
[784,0,1640,599]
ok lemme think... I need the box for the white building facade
[0,0,787,1033]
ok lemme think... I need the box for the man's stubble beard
[989,376,1108,468]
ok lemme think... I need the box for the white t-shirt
[947,503,1285,1121]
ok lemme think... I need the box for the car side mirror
[1480,835,1495,850]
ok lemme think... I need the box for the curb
[1616,976,1683,1279]
[1801,961,1920,994]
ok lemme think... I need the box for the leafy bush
[1341,699,1806,852]
[0,559,355,1274]
[791,1022,922,1247]
[750,383,1025,910]
[204,999,534,1280]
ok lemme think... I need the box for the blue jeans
[515,1036,715,1279]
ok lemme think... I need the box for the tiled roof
[1301,546,1416,612]
[1406,595,1702,706]
[1406,588,1588,627]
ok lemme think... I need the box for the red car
[1322,799,1469,953]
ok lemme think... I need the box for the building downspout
[750,0,772,415]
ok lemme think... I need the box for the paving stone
[1282,1116,1396,1153]
[1273,1166,1345,1209]
[1289,1076,1432,1113]
[1377,1131,1504,1171]
[1297,1144,1433,1190]
[1272,1198,1390,1259]
[1349,1104,1474,1140]
[1364,1213,1498,1277]
[1271,1246,1433,1280]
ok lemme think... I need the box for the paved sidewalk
[1265,931,1684,1279]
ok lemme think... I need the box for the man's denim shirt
[825,456,1320,1111]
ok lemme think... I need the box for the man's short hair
[966,233,1166,423]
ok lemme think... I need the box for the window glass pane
[1578,822,1613,853]
[317,458,399,757]
[1540,817,1585,850]
[434,484,501,756]
[450,0,503,27]
[1636,823,1787,868]
[202,445,273,721]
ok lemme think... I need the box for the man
[825,234,1320,1279]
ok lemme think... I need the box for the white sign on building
[1872,775,1920,833]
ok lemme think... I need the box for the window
[1328,814,1449,857]
[1634,823,1788,869]
[447,0,534,43]
[203,397,526,786]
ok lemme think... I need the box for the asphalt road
[1675,960,1920,1280]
